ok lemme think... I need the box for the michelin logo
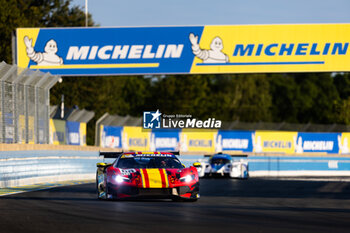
[66,44,184,60]
[143,110,162,129]
[233,43,348,56]
[189,33,229,63]
[24,36,63,66]
[294,136,334,153]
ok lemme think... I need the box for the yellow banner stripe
[30,63,159,69]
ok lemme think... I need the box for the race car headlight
[114,175,130,183]
[180,174,195,183]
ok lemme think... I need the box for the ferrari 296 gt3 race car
[193,153,248,179]
[96,151,200,201]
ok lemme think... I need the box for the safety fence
[99,125,350,155]
[0,62,59,144]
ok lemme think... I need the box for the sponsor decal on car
[120,169,136,175]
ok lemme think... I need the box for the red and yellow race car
[96,151,199,201]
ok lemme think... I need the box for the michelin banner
[80,122,87,146]
[180,129,217,153]
[49,119,87,146]
[49,119,66,145]
[100,125,123,148]
[66,121,87,146]
[295,132,340,154]
[253,131,298,154]
[216,130,254,152]
[150,129,181,151]
[339,133,350,155]
[122,126,151,151]
[17,24,350,75]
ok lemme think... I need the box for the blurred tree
[0,0,94,63]
[3,0,350,146]
[225,74,272,122]
[50,76,151,145]
[292,73,340,124]
[149,74,272,122]
[334,73,350,99]
[0,0,95,143]
[149,75,212,118]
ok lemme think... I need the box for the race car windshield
[211,158,230,165]
[116,157,183,169]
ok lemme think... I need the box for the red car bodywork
[97,152,200,201]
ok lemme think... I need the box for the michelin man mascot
[189,33,229,63]
[24,36,63,66]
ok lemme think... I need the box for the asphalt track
[1,178,350,233]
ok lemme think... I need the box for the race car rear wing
[204,153,248,157]
[99,151,180,158]
[99,151,123,158]
[230,154,248,158]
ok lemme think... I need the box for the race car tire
[105,182,112,200]
[96,172,103,200]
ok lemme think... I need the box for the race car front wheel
[96,172,103,200]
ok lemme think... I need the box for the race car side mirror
[97,162,109,167]
[193,162,201,167]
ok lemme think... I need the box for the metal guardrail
[0,62,59,144]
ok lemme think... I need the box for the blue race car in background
[193,153,248,179]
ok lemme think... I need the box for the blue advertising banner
[66,121,80,145]
[17,27,203,76]
[101,125,123,148]
[216,130,253,152]
[17,24,350,75]
[295,132,340,154]
[151,129,181,151]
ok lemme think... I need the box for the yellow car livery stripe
[140,169,169,188]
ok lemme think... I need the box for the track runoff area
[8,23,350,232]
[1,178,350,233]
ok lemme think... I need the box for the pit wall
[100,126,350,155]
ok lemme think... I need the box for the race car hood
[139,168,170,188]
[210,163,227,172]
